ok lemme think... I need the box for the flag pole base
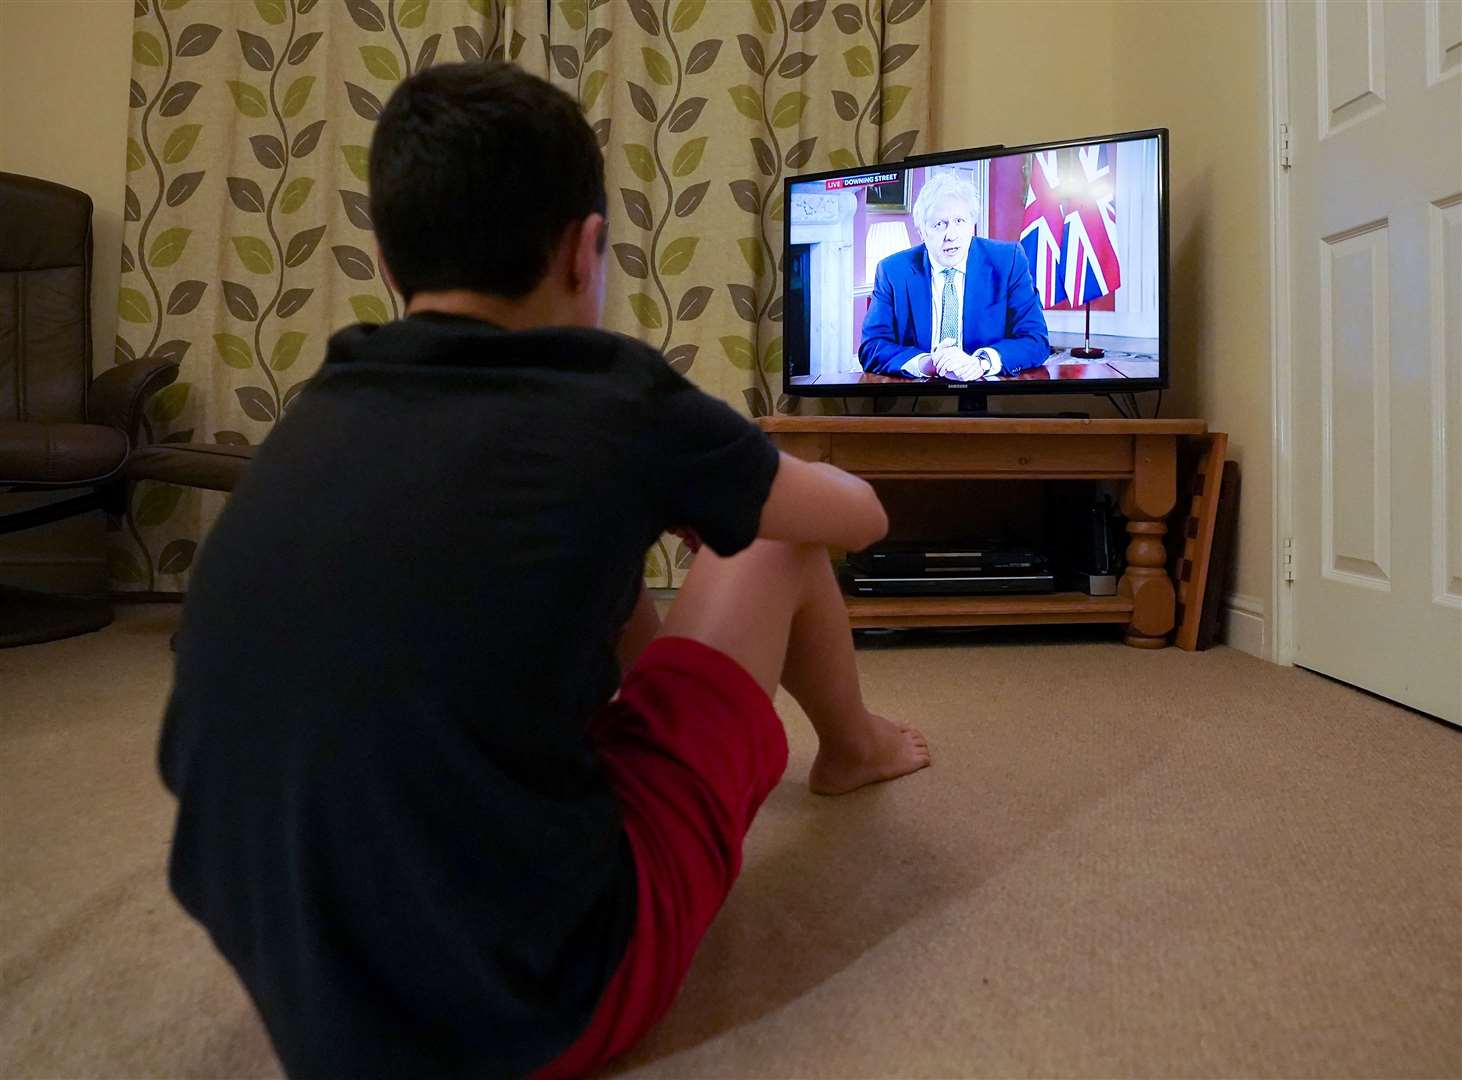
[1073,301,1104,359]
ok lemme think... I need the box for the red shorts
[530,636,788,1079]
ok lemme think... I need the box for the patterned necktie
[938,268,958,345]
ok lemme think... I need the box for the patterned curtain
[112,0,929,592]
[545,0,932,585]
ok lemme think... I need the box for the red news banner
[823,172,898,191]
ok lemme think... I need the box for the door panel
[1289,0,1462,724]
[1431,197,1461,608]
[1320,223,1390,588]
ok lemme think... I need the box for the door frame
[1267,0,1297,666]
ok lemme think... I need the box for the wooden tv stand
[756,416,1208,648]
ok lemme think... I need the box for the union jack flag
[1019,150,1067,308]
[1060,143,1122,306]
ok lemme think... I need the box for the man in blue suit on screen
[858,171,1050,380]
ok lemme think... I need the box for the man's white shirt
[899,258,1003,379]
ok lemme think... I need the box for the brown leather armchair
[1,171,179,646]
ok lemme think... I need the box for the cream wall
[1,0,134,378]
[933,0,1275,654]
[1110,0,1273,651]
[0,0,136,589]
[933,1,1116,149]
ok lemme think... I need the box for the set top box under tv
[782,128,1168,407]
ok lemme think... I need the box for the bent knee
[738,537,826,572]
[679,538,829,602]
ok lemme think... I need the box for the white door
[1287,0,1462,724]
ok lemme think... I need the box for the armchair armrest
[86,356,180,439]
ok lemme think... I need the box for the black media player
[845,541,1049,577]
[839,568,1056,597]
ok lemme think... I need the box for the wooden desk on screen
[791,353,1162,386]
[756,416,1207,648]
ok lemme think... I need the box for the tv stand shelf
[756,416,1209,648]
[840,590,1134,629]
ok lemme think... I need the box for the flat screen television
[782,128,1168,410]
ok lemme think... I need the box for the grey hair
[912,171,979,234]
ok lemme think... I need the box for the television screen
[783,129,1168,401]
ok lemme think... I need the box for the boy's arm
[756,451,889,551]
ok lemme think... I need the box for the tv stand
[757,415,1209,648]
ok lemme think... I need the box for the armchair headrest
[0,172,93,273]
[0,172,94,422]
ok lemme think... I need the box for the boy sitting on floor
[159,60,930,1079]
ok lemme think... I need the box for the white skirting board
[1222,593,1267,659]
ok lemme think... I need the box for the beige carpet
[1,605,1458,1079]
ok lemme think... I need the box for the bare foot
[808,713,931,795]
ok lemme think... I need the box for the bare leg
[656,540,929,795]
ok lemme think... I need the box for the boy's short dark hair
[369,61,607,301]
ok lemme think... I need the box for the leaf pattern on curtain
[113,0,926,592]
[543,0,931,584]
[113,0,547,591]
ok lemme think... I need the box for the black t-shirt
[158,313,780,1078]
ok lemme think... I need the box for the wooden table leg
[1119,434,1177,648]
